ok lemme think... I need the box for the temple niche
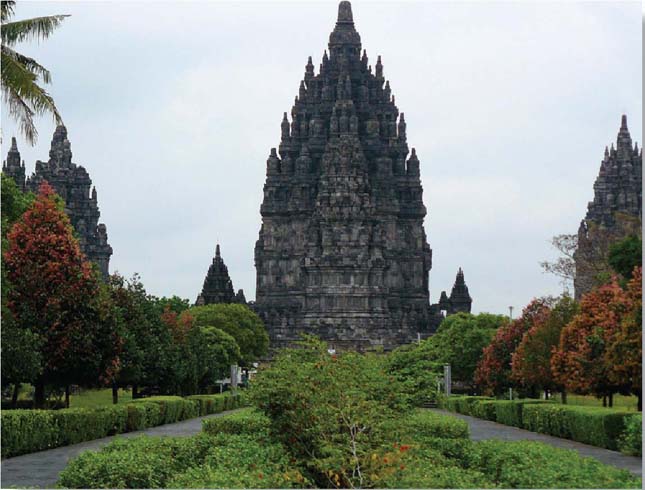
[254,1,436,350]
[574,115,642,299]
[3,126,113,279]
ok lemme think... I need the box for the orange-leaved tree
[511,295,578,401]
[551,276,632,407]
[474,298,553,396]
[604,266,642,410]
[3,182,121,407]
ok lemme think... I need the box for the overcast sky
[1,0,641,315]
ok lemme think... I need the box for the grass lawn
[70,388,133,408]
[554,393,639,411]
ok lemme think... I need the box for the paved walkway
[1,410,240,489]
[431,409,642,476]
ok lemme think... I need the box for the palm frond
[1,1,16,23]
[2,14,69,46]
[1,48,62,144]
[2,45,51,83]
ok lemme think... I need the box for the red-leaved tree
[604,266,642,410]
[474,298,553,396]
[511,296,578,400]
[551,276,632,406]
[4,182,121,407]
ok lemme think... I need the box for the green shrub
[202,407,270,436]
[405,409,469,439]
[168,434,307,489]
[618,414,642,456]
[440,395,469,412]
[125,402,162,431]
[128,396,199,424]
[471,400,497,421]
[52,407,127,446]
[466,440,641,488]
[493,399,552,428]
[1,410,58,457]
[58,434,214,488]
[522,404,633,450]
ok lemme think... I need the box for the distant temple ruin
[254,1,470,350]
[574,115,642,299]
[3,126,113,279]
[196,244,246,306]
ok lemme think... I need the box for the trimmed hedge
[618,414,642,456]
[523,404,634,450]
[441,395,638,451]
[1,393,246,458]
[202,407,270,436]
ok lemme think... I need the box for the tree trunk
[65,385,70,408]
[11,384,19,408]
[561,390,567,405]
[602,396,607,407]
[34,380,46,409]
[112,384,119,404]
[608,393,613,408]
[132,385,139,399]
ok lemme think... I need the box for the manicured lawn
[70,388,132,408]
[555,394,639,411]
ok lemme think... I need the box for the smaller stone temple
[574,115,642,299]
[196,244,246,305]
[436,268,473,315]
[3,126,113,279]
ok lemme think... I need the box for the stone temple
[254,1,459,350]
[2,126,113,279]
[574,115,642,299]
[196,244,246,306]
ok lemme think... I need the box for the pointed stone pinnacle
[337,1,353,24]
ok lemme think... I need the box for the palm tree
[1,0,69,145]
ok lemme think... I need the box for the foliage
[187,393,244,416]
[1,1,67,144]
[128,396,199,424]
[3,183,121,401]
[475,299,552,395]
[604,267,642,409]
[465,440,640,488]
[202,407,270,436]
[187,325,241,392]
[511,295,578,393]
[551,277,634,400]
[608,235,642,280]
[522,403,635,451]
[618,414,642,456]
[185,303,268,365]
[249,337,412,488]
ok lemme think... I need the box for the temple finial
[10,137,17,151]
[337,1,353,24]
[216,244,221,257]
[621,114,628,130]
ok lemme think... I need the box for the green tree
[608,235,642,280]
[1,0,68,144]
[188,326,240,392]
[185,304,268,365]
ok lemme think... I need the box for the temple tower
[3,127,113,279]
[196,244,239,305]
[255,1,433,350]
[574,115,642,299]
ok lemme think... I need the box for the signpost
[443,364,452,397]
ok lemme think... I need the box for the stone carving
[255,1,435,350]
[574,115,642,299]
[430,268,473,320]
[197,244,246,306]
[3,126,113,279]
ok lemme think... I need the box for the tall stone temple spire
[255,1,433,350]
[574,115,642,299]
[196,244,243,305]
[3,127,113,279]
[448,268,472,313]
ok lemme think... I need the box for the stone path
[431,409,642,476]
[0,410,240,489]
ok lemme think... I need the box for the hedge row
[440,395,638,452]
[1,393,245,458]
